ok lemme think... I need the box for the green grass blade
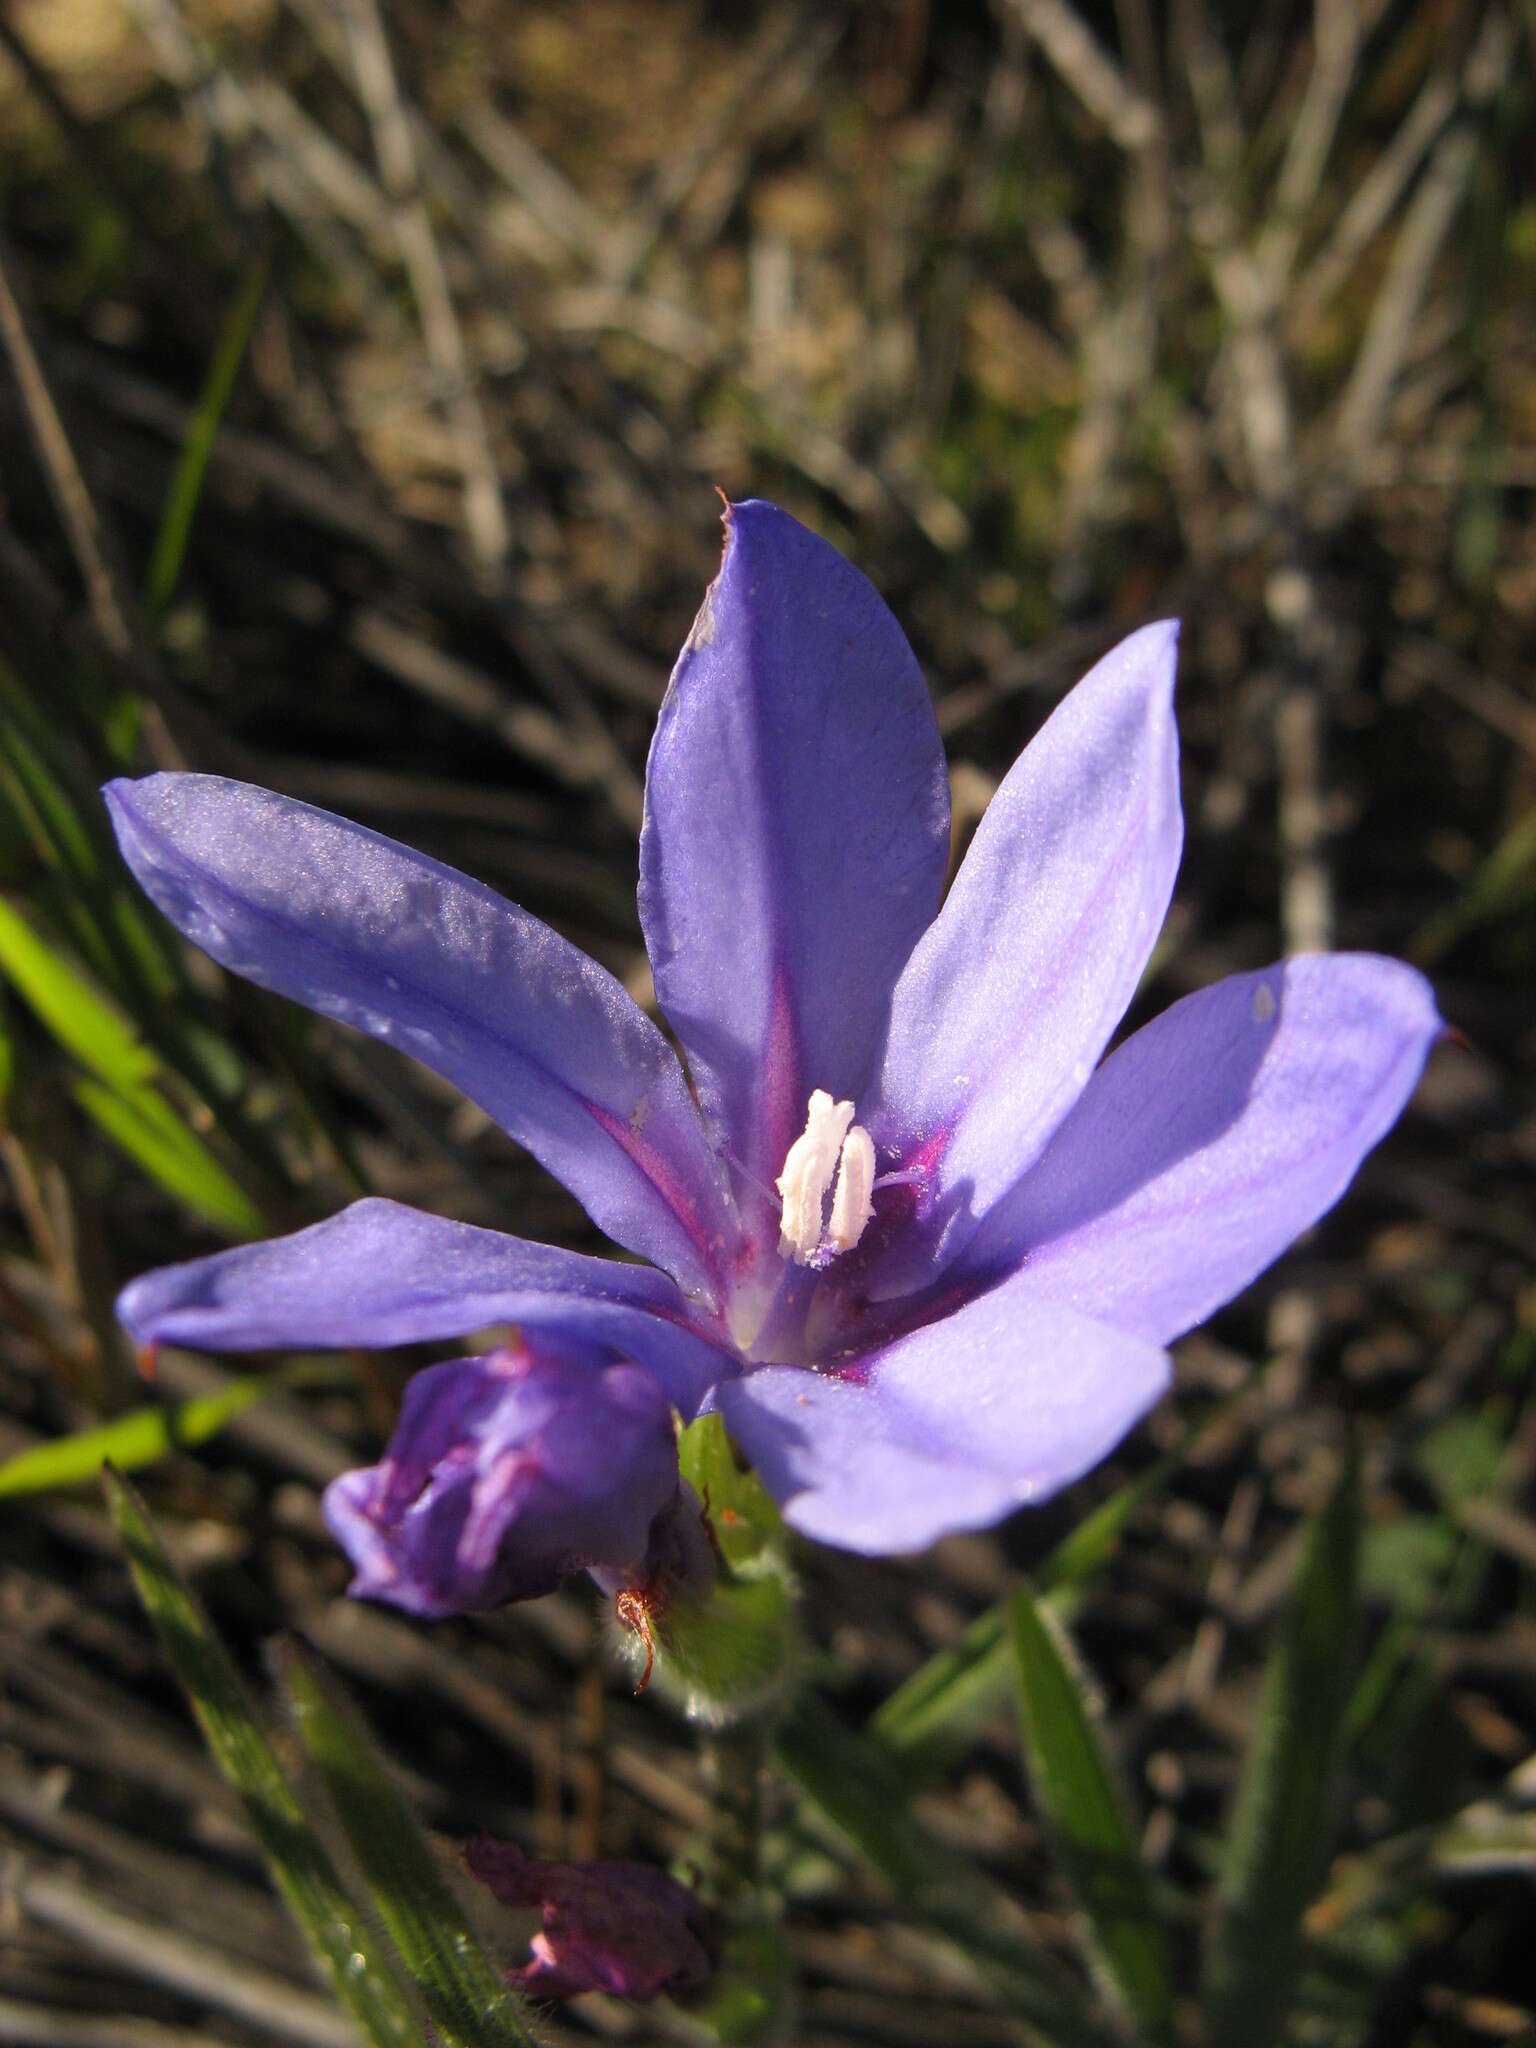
[0,709,103,883]
[103,1468,424,2048]
[1410,802,1536,965]
[868,1601,1008,1767]
[0,1376,269,1496]
[0,889,261,1232]
[872,1433,1200,1770]
[776,1694,1116,2047]
[146,250,271,617]
[0,894,158,1092]
[0,688,177,999]
[0,662,352,1196]
[277,1643,542,2048]
[72,1074,263,1237]
[1202,1447,1362,2048]
[1010,1584,1174,2043]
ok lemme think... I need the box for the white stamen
[777,1090,854,1264]
[775,1092,880,1264]
[828,1125,876,1252]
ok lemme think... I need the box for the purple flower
[107,500,1442,1563]
[321,1344,683,1615]
[465,1836,712,2001]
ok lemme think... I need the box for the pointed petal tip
[964,950,1445,1348]
[114,1272,154,1346]
[100,774,139,840]
[711,495,819,559]
[645,494,948,1185]
[1120,615,1181,690]
[102,769,193,820]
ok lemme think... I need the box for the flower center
[775,1090,876,1266]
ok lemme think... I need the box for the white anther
[776,1090,854,1265]
[828,1125,876,1253]
[776,1091,881,1265]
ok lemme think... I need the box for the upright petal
[104,776,735,1300]
[116,1198,731,1416]
[865,622,1182,1293]
[638,502,949,1202]
[716,1284,1170,1554]
[323,1348,680,1615]
[957,955,1442,1345]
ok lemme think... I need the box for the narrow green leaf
[0,1376,268,1496]
[1010,1583,1174,2042]
[0,695,176,998]
[277,1643,542,2048]
[0,655,288,1192]
[776,1694,1116,2048]
[73,1074,263,1237]
[1202,1447,1362,2048]
[0,730,132,994]
[872,1432,1199,1771]
[1037,1447,1191,1603]
[0,894,158,1093]
[0,708,102,879]
[868,1601,1007,1767]
[103,1468,423,2048]
[1410,802,1536,965]
[146,250,271,617]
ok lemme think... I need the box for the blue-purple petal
[716,1284,1170,1554]
[864,622,1182,1294]
[116,1198,731,1417]
[104,776,736,1301]
[323,1348,680,1615]
[957,954,1443,1344]
[638,501,949,1208]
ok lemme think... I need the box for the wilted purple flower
[465,1836,712,2001]
[321,1344,684,1615]
[108,500,1442,1564]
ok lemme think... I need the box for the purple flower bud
[322,1345,681,1616]
[465,1835,713,2001]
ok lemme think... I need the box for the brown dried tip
[615,1588,655,1694]
[136,1342,158,1382]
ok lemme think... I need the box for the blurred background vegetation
[0,2,1532,2044]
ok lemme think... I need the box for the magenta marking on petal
[827,1354,872,1387]
[581,1097,727,1290]
[756,961,801,1186]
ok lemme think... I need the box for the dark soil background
[0,3,1532,2044]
